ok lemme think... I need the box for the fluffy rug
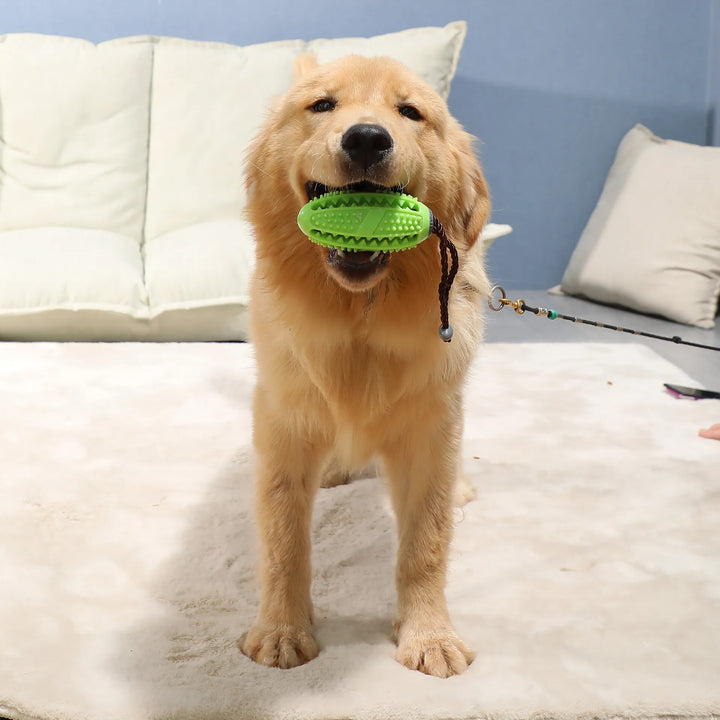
[1,341,718,720]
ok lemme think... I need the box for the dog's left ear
[293,53,319,82]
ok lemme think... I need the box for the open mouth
[305,180,406,285]
[305,179,407,201]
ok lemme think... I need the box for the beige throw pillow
[560,124,720,328]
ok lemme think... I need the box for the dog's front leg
[241,391,327,669]
[383,408,475,678]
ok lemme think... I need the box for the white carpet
[1,341,718,720]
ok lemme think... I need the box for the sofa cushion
[144,219,255,338]
[0,34,152,239]
[560,124,720,328]
[143,38,304,242]
[308,22,465,100]
[0,227,147,341]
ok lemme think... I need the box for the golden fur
[241,54,491,678]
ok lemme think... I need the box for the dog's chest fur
[295,337,445,467]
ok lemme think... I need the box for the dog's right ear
[293,54,319,82]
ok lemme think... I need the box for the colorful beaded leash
[488,285,720,353]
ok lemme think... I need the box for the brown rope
[432,216,459,342]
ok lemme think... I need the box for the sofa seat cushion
[0,227,146,313]
[0,227,148,341]
[144,220,255,339]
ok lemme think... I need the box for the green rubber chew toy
[297,190,433,252]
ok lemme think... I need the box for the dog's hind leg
[453,472,476,507]
[320,454,380,489]
[452,411,476,506]
[319,453,353,488]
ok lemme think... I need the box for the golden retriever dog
[241,54,491,678]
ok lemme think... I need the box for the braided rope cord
[432,216,459,342]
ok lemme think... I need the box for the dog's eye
[398,104,423,121]
[309,98,336,113]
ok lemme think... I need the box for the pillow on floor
[560,124,720,328]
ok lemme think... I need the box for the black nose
[341,124,393,170]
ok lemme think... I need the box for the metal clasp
[488,285,525,314]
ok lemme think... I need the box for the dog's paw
[395,626,475,678]
[240,622,319,669]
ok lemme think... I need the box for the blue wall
[2,0,717,288]
[709,0,720,146]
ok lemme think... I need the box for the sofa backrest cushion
[144,38,303,242]
[0,34,152,241]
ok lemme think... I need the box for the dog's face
[247,55,489,294]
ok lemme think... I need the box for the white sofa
[0,22,512,341]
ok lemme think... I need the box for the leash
[488,285,720,353]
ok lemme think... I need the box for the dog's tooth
[337,249,346,258]
[369,252,380,261]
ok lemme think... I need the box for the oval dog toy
[297,190,433,252]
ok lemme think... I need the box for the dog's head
[246,55,489,294]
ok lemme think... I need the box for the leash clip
[488,285,525,314]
